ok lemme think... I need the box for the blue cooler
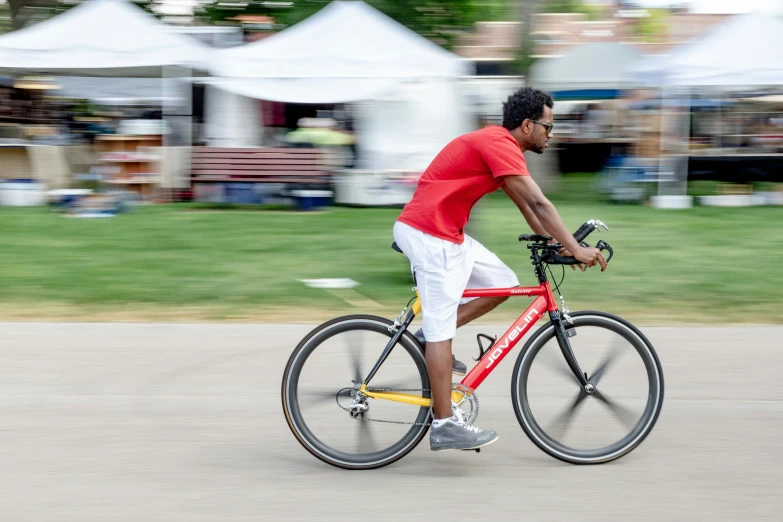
[292,190,333,211]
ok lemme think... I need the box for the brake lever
[588,219,609,231]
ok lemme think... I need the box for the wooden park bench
[190,147,333,205]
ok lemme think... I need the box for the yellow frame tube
[359,386,464,408]
[411,295,422,316]
[361,385,431,407]
[355,293,434,408]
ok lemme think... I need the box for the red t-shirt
[397,125,529,244]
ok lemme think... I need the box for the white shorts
[393,221,519,343]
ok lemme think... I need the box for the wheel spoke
[540,347,581,385]
[592,389,639,430]
[301,388,351,406]
[356,413,377,454]
[589,336,626,387]
[514,317,663,463]
[285,319,434,468]
[347,331,364,382]
[546,390,588,440]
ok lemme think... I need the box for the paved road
[1,322,781,521]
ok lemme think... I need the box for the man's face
[528,105,554,154]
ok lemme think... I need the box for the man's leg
[424,289,509,419]
[456,295,509,328]
[425,339,453,419]
[392,224,499,448]
[427,336,499,450]
[454,237,517,328]
[415,293,511,376]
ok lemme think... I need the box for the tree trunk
[7,0,53,30]
[517,0,536,76]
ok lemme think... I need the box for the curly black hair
[501,87,554,130]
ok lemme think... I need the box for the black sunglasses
[530,119,554,134]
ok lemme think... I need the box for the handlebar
[595,240,614,263]
[543,239,613,265]
[544,252,584,265]
[520,220,614,265]
[573,219,609,243]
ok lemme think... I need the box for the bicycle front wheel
[511,311,664,464]
[282,315,430,470]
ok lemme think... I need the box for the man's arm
[503,175,607,270]
[503,183,582,271]
[502,184,550,237]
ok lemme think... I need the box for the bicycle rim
[512,311,664,464]
[282,315,431,470]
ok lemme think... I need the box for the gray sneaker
[430,417,499,451]
[413,329,468,376]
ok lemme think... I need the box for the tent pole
[717,90,722,149]
[657,85,666,198]
[680,88,691,198]
[162,65,169,148]
[161,64,170,202]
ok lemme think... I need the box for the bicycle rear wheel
[282,315,430,470]
[511,311,664,464]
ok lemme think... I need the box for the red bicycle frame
[459,281,558,390]
[361,234,604,407]
[360,279,572,408]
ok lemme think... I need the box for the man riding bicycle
[393,87,607,452]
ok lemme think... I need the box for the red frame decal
[458,282,558,390]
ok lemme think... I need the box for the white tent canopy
[206,1,474,171]
[0,0,209,77]
[210,0,470,81]
[624,13,783,208]
[529,42,643,93]
[630,13,783,87]
[204,77,395,105]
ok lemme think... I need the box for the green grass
[1,175,781,323]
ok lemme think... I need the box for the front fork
[550,311,590,389]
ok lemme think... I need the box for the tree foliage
[0,2,13,34]
[543,0,602,20]
[198,0,513,49]
[631,8,670,43]
[3,0,514,48]
[7,0,54,30]
[5,0,162,31]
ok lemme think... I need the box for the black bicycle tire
[511,311,664,465]
[281,314,431,470]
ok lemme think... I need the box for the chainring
[451,383,479,425]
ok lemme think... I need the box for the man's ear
[519,119,530,134]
